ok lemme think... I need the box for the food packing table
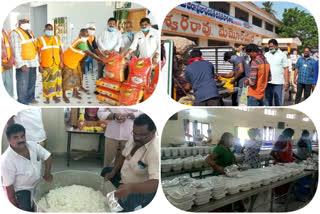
[162,161,318,212]
[189,170,317,212]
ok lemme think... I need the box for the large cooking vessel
[33,170,116,212]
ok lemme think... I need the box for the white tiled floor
[31,68,106,106]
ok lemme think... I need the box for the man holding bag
[222,51,250,106]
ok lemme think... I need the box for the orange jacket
[2,30,12,72]
[12,28,37,60]
[63,38,86,69]
[38,36,61,67]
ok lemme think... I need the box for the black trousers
[193,97,220,106]
[16,190,33,211]
[295,83,312,104]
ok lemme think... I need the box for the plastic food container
[179,147,186,156]
[183,157,194,170]
[171,148,179,157]
[198,147,204,155]
[163,148,171,158]
[192,147,199,156]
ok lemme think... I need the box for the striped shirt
[249,54,271,86]
[11,30,39,69]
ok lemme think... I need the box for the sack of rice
[97,94,119,106]
[96,78,121,91]
[143,86,155,101]
[128,56,152,87]
[104,53,126,82]
[119,83,144,106]
[96,86,120,100]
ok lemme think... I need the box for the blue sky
[253,1,311,20]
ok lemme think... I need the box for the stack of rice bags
[96,53,126,105]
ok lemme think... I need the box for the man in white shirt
[96,18,122,80]
[264,39,289,106]
[1,124,52,211]
[97,108,141,167]
[124,18,159,65]
[101,114,158,212]
[7,109,47,147]
[120,21,136,56]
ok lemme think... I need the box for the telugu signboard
[176,2,253,31]
[163,12,261,44]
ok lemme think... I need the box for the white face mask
[20,23,31,30]
[88,30,95,36]
[80,37,88,43]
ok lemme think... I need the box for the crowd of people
[202,128,316,211]
[184,40,318,106]
[205,128,316,174]
[0,110,159,212]
[1,15,159,104]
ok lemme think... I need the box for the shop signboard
[175,2,253,31]
[163,12,261,44]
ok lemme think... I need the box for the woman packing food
[205,132,235,175]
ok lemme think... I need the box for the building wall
[42,108,101,154]
[162,2,280,47]
[162,109,316,146]
[1,109,102,155]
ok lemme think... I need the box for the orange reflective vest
[12,28,37,60]
[2,30,12,72]
[88,35,95,46]
[63,38,86,69]
[38,36,61,67]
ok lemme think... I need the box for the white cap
[17,14,30,21]
[86,22,96,29]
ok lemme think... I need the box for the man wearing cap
[84,22,104,95]
[11,15,39,105]
[97,18,122,80]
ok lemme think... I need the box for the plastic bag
[106,191,123,212]
[97,94,119,106]
[150,64,159,88]
[105,53,126,82]
[143,86,155,101]
[96,78,121,91]
[239,87,248,106]
[127,56,152,87]
[119,83,144,106]
[96,86,119,100]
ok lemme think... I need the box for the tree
[262,1,277,16]
[278,7,318,53]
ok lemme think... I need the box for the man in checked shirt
[244,44,271,106]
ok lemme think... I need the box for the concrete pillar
[249,14,253,24]
[230,4,236,17]
[201,2,209,7]
[199,38,208,47]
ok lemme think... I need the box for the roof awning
[262,37,302,47]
